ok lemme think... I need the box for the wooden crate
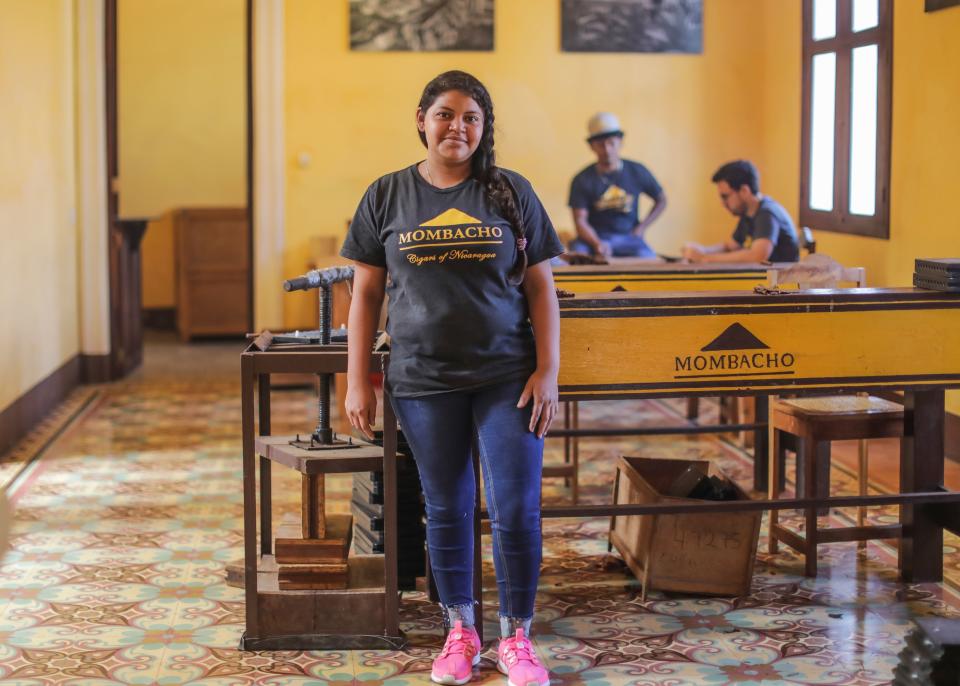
[610,456,761,598]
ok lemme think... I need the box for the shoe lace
[440,620,476,658]
[502,629,538,666]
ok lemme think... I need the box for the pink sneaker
[497,629,550,686]
[431,620,481,685]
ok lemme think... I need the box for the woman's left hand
[517,369,559,439]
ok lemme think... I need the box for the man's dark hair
[711,160,760,195]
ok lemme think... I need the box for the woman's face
[417,90,484,165]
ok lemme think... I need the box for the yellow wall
[282,0,769,327]
[759,1,960,412]
[118,0,246,218]
[141,211,176,309]
[118,0,246,310]
[0,0,80,412]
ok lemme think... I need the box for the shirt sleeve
[751,210,781,245]
[339,182,387,268]
[637,164,664,200]
[511,173,565,267]
[731,219,747,247]
[568,171,591,210]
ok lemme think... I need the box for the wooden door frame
[102,0,254,379]
[246,0,254,333]
[104,0,123,379]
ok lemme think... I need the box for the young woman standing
[341,70,562,686]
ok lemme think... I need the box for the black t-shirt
[732,196,800,262]
[340,164,564,398]
[568,160,663,237]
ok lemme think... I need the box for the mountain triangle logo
[700,323,769,351]
[419,208,483,227]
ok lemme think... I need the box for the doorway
[103,0,252,378]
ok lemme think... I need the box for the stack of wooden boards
[274,511,353,590]
[274,463,353,590]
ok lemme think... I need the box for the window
[801,0,892,238]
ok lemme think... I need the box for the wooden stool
[767,395,903,576]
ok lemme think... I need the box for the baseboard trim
[0,355,81,456]
[80,353,112,384]
[143,307,176,331]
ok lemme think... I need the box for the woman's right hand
[345,379,377,440]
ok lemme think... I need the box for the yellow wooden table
[556,287,955,399]
[551,260,785,493]
[554,286,959,574]
[552,259,784,294]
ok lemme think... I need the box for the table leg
[383,395,400,637]
[804,437,820,578]
[768,427,781,554]
[753,395,769,492]
[899,389,945,583]
[572,401,580,504]
[857,439,869,549]
[258,374,272,555]
[241,355,259,640]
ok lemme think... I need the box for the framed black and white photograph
[561,0,703,54]
[350,0,494,52]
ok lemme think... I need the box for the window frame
[800,0,893,239]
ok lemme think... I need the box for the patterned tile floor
[0,336,958,684]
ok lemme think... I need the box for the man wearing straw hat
[568,112,667,258]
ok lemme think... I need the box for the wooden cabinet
[175,208,251,341]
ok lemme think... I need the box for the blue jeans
[569,233,655,258]
[390,379,543,627]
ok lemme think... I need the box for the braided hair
[417,71,528,286]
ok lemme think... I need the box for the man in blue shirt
[567,113,667,258]
[683,159,799,263]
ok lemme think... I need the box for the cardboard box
[610,456,761,598]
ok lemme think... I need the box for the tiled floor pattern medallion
[0,371,957,684]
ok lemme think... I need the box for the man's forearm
[636,195,667,234]
[699,242,729,255]
[703,247,766,263]
[575,222,603,249]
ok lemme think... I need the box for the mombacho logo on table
[674,323,796,378]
